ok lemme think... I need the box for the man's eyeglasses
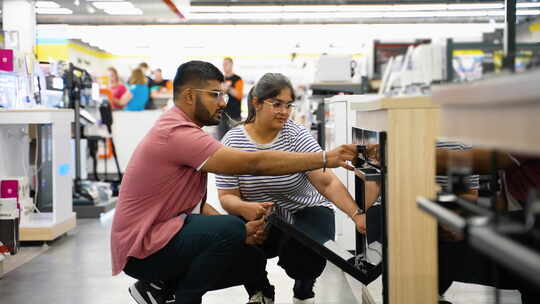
[263,99,297,112]
[192,89,229,104]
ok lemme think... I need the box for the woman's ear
[252,97,262,111]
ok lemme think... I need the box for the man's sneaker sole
[129,283,157,304]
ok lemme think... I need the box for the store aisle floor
[0,175,358,304]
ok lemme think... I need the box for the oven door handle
[354,167,382,182]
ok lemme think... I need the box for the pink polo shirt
[110,106,222,275]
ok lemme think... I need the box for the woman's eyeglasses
[263,99,297,112]
[192,89,229,104]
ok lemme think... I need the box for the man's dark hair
[138,62,149,69]
[173,61,224,100]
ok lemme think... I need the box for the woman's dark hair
[245,73,295,124]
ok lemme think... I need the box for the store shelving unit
[445,39,540,82]
[0,109,77,241]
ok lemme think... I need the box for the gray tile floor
[0,212,358,304]
[0,174,525,304]
[0,213,524,304]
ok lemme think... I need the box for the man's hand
[327,144,357,171]
[245,217,266,245]
[353,214,366,234]
[241,202,273,221]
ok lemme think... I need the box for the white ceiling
[16,0,540,25]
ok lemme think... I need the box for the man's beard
[194,96,221,126]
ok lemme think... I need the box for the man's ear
[182,88,195,105]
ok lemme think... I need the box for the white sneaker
[247,291,274,304]
[293,297,315,304]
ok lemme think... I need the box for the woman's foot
[293,279,316,304]
[247,291,274,304]
[293,297,315,304]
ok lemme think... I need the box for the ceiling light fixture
[517,3,540,8]
[35,1,61,8]
[189,2,540,14]
[187,8,540,20]
[36,7,73,14]
[92,1,135,10]
[103,8,143,15]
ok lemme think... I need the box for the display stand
[351,96,439,304]
[0,109,77,241]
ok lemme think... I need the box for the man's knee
[280,250,326,280]
[213,215,246,246]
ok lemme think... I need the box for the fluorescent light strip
[104,8,143,15]
[228,5,284,13]
[190,3,540,14]
[446,3,504,10]
[36,7,73,14]
[188,9,540,20]
[518,9,540,15]
[390,4,448,11]
[517,3,540,8]
[35,1,60,8]
[92,1,135,10]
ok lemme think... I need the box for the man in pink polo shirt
[110,61,357,304]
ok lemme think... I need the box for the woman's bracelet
[350,208,365,219]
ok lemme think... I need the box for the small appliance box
[1,179,21,209]
[0,49,14,72]
[1,177,30,211]
[0,198,19,255]
[315,55,353,83]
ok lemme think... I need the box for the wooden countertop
[350,95,436,112]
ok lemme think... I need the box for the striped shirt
[215,120,333,223]
[436,141,480,191]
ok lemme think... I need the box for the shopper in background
[138,62,155,109]
[216,73,372,304]
[110,61,358,304]
[150,68,169,97]
[217,57,244,139]
[106,67,128,110]
[121,68,149,111]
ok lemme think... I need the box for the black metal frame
[267,214,375,284]
[504,0,517,72]
[353,129,388,303]
[417,196,540,289]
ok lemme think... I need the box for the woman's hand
[245,217,267,245]
[327,144,357,171]
[352,213,366,234]
[241,202,274,221]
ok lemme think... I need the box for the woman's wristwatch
[350,208,365,219]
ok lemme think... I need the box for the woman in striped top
[216,73,369,304]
